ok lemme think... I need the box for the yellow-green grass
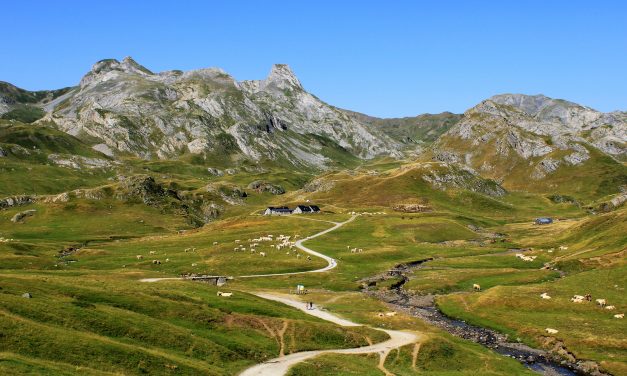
[437,265,627,375]
[405,268,559,294]
[0,200,191,270]
[0,273,387,375]
[74,215,332,277]
[287,335,537,376]
[234,214,511,291]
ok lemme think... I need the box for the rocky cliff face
[43,57,400,169]
[431,94,626,195]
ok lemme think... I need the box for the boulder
[11,209,36,223]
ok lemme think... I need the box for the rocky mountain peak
[266,64,303,90]
[80,57,153,87]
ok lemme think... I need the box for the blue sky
[2,1,626,117]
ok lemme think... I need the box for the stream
[362,259,601,376]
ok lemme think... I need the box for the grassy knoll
[0,273,387,375]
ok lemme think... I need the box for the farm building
[535,217,553,225]
[264,207,292,215]
[292,205,321,214]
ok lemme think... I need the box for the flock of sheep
[231,234,311,260]
[0,236,13,243]
[541,293,623,334]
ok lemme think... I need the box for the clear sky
[2,1,625,117]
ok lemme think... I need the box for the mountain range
[1,57,625,197]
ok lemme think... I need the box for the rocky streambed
[361,259,608,376]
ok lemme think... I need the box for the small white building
[264,207,292,215]
[292,205,320,214]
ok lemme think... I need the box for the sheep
[217,291,233,297]
[596,299,607,307]
[358,248,363,253]
[213,241,218,245]
[540,293,551,300]
[545,328,559,334]
[473,284,481,291]
[614,313,624,319]
[234,240,241,243]
[559,246,568,250]
[191,263,197,267]
[149,251,156,255]
[385,311,397,317]
[570,297,584,303]
[152,260,161,265]
[259,252,266,257]
[165,258,170,262]
[136,255,143,260]
[605,305,616,310]
[572,295,586,301]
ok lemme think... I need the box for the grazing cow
[596,299,607,307]
[614,313,624,319]
[473,284,481,291]
[605,305,616,310]
[259,252,266,257]
[136,255,143,260]
[540,293,551,300]
[217,291,233,297]
[545,328,559,334]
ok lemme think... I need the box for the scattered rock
[247,180,285,195]
[11,209,36,223]
[207,167,224,176]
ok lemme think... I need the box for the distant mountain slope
[430,94,627,199]
[345,110,462,144]
[0,82,73,123]
[40,57,400,169]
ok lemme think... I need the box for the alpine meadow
[1,2,626,376]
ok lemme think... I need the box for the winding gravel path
[239,293,420,376]
[140,215,355,282]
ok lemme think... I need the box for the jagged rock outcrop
[0,195,35,209]
[41,57,400,169]
[247,180,285,195]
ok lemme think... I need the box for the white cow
[596,299,607,307]
[473,284,481,291]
